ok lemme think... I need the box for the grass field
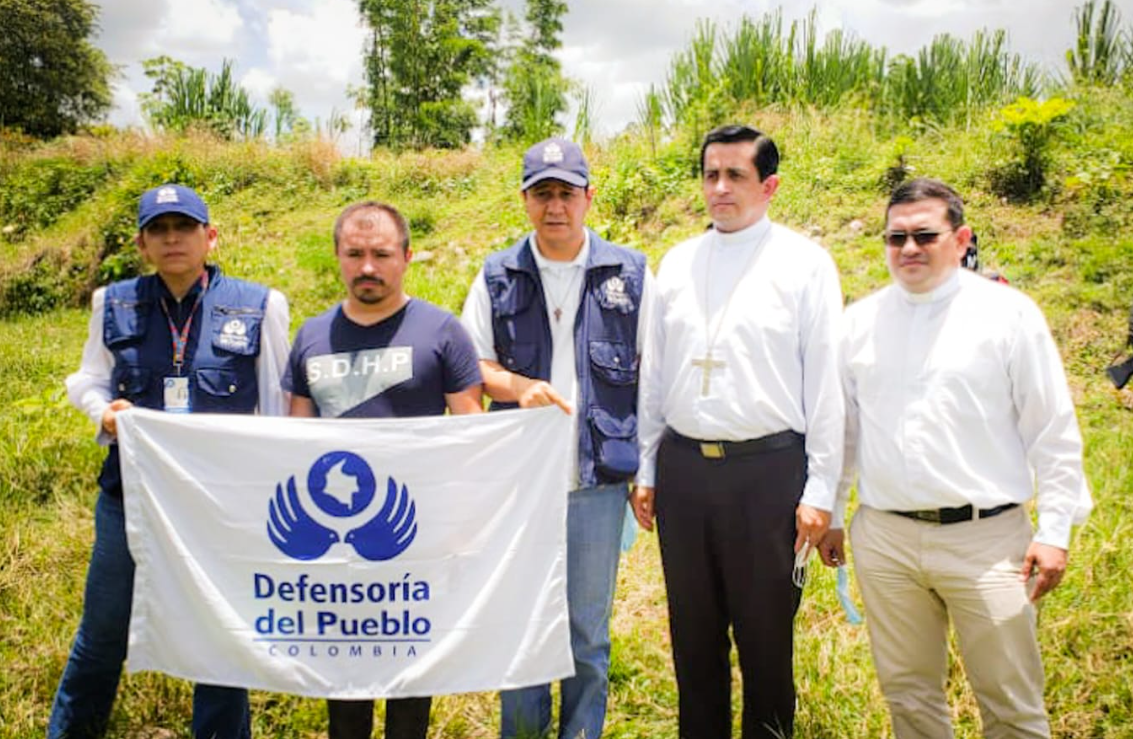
[1,89,1132,738]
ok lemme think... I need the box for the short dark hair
[700,124,780,180]
[333,201,411,253]
[887,178,965,229]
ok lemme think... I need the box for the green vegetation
[655,12,1041,140]
[140,57,269,141]
[0,0,114,138]
[990,96,1077,200]
[1067,0,1131,86]
[2,4,1133,737]
[498,0,571,143]
[358,0,501,149]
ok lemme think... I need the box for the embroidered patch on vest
[599,275,632,311]
[217,318,250,351]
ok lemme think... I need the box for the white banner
[116,406,574,699]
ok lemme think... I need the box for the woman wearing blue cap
[48,184,291,738]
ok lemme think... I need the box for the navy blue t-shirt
[283,299,481,418]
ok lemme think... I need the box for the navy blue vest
[483,230,645,487]
[97,266,269,497]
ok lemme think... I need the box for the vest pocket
[210,306,263,356]
[500,341,538,374]
[111,366,151,402]
[588,406,639,479]
[588,340,637,385]
[103,298,151,348]
[195,367,254,412]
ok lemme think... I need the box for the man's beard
[352,278,386,304]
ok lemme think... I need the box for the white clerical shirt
[835,268,1092,549]
[637,216,845,514]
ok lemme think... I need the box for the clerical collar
[714,216,772,248]
[531,231,590,272]
[897,268,961,304]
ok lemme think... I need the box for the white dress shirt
[637,216,845,514]
[462,231,654,485]
[66,284,291,444]
[835,268,1092,549]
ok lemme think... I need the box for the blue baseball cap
[137,184,209,229]
[521,138,589,190]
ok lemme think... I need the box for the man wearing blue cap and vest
[462,138,654,739]
[51,184,291,738]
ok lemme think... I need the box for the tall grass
[142,59,267,140]
[1067,0,1128,86]
[657,7,1042,135]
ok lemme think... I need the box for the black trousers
[327,697,432,739]
[655,431,806,739]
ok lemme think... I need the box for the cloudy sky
[94,0,1132,149]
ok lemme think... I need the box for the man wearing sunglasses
[818,178,1092,739]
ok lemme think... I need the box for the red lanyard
[159,271,209,374]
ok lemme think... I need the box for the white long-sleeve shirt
[66,283,291,444]
[835,268,1092,549]
[637,216,845,513]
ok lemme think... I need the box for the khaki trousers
[851,505,1050,739]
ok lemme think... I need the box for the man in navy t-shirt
[283,200,482,739]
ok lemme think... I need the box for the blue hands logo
[268,451,418,561]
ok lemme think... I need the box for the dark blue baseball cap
[137,184,209,229]
[521,138,589,190]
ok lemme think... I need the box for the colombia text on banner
[115,405,573,699]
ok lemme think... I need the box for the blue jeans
[48,492,250,739]
[501,482,627,739]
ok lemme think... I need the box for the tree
[359,0,500,149]
[140,57,266,140]
[499,0,571,142]
[269,87,310,142]
[0,0,114,138]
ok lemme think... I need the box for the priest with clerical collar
[633,124,845,739]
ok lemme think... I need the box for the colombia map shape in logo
[267,450,418,561]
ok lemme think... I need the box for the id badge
[163,376,191,413]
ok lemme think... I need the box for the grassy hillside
[1,87,1132,738]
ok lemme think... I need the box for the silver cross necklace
[692,226,771,395]
[545,267,583,323]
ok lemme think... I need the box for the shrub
[0,157,110,239]
[989,96,1076,200]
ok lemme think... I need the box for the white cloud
[261,0,367,120]
[159,0,245,53]
[107,82,143,129]
[240,67,279,101]
[95,0,170,62]
[265,0,365,84]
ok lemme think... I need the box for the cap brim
[138,206,209,229]
[522,169,589,190]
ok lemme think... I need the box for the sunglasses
[883,229,952,248]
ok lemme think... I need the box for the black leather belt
[889,502,1019,525]
[665,428,804,460]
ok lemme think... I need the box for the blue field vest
[96,266,269,497]
[483,230,645,487]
